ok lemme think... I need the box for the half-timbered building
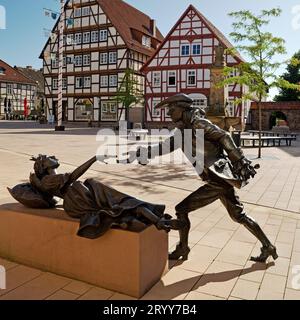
[141,5,250,128]
[0,59,37,119]
[40,0,163,124]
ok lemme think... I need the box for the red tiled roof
[0,60,36,84]
[251,101,300,110]
[40,0,164,59]
[98,0,163,56]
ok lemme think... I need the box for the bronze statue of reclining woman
[8,155,182,239]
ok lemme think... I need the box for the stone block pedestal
[0,203,168,298]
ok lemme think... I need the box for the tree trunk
[258,101,262,158]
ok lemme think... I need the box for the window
[181,44,190,56]
[83,32,90,44]
[100,75,108,87]
[82,7,90,16]
[65,34,74,45]
[74,8,81,18]
[74,55,82,66]
[187,70,196,86]
[193,99,207,107]
[152,101,160,116]
[51,57,59,68]
[99,29,108,41]
[109,75,118,87]
[83,54,91,66]
[110,104,116,113]
[101,102,117,121]
[75,77,83,88]
[91,31,99,43]
[84,77,91,88]
[7,84,12,95]
[153,72,161,87]
[100,53,108,64]
[74,33,82,45]
[168,71,176,86]
[52,79,58,89]
[0,67,5,75]
[142,35,151,48]
[62,78,67,89]
[109,52,117,64]
[75,99,93,121]
[192,44,201,55]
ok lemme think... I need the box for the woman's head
[31,155,60,178]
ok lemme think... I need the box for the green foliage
[274,50,300,101]
[220,8,300,102]
[113,68,144,110]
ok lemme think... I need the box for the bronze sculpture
[130,94,278,263]
[8,155,182,238]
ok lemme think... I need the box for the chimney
[26,66,33,69]
[150,19,156,38]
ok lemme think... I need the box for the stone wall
[250,102,300,131]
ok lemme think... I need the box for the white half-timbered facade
[0,59,37,119]
[40,0,163,124]
[142,5,251,127]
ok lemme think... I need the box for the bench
[247,130,298,138]
[0,203,168,298]
[241,135,296,147]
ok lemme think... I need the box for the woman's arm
[68,156,97,185]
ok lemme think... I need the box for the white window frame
[99,29,108,42]
[142,35,151,48]
[66,34,74,45]
[91,30,99,43]
[84,76,91,88]
[168,71,176,87]
[75,77,83,89]
[74,8,82,18]
[110,104,116,113]
[181,44,190,56]
[82,7,90,16]
[52,78,58,90]
[187,70,196,86]
[101,102,117,121]
[109,51,117,64]
[100,52,108,65]
[152,72,161,87]
[62,78,67,89]
[7,83,13,95]
[51,57,59,68]
[82,32,90,44]
[83,54,91,66]
[109,75,118,87]
[192,44,201,55]
[74,33,82,45]
[74,55,82,67]
[152,101,161,117]
[100,75,108,87]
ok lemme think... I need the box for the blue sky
[0,0,299,95]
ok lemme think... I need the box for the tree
[221,8,300,158]
[113,68,144,124]
[274,50,300,101]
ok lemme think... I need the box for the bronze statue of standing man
[130,94,278,263]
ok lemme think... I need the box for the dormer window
[0,67,5,75]
[142,35,151,48]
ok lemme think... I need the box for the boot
[250,245,278,263]
[241,215,278,263]
[168,212,191,260]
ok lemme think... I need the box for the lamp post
[55,0,65,131]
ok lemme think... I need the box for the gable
[142,5,243,71]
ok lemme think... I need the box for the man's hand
[232,157,259,182]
